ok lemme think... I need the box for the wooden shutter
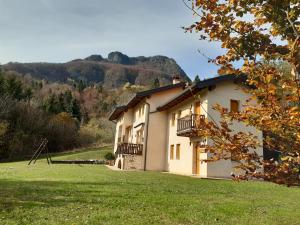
[176,144,180,160]
[230,100,239,112]
[170,145,174,160]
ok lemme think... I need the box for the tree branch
[182,0,201,17]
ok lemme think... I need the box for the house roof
[108,82,186,121]
[157,75,247,111]
[108,105,127,121]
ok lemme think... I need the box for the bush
[47,112,79,152]
[104,152,115,161]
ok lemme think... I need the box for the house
[109,75,263,178]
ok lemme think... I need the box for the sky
[0,0,224,80]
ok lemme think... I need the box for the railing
[116,143,143,155]
[177,114,205,136]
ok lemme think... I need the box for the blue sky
[0,0,224,80]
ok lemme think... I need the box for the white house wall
[165,81,263,178]
[145,87,184,171]
[166,98,200,175]
[112,80,263,178]
[205,81,263,178]
[132,103,146,144]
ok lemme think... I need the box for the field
[0,146,300,225]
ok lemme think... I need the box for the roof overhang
[108,105,127,121]
[157,74,247,111]
[108,82,186,121]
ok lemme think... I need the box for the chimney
[172,75,181,84]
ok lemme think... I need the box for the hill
[3,52,190,88]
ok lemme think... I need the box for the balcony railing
[116,143,143,155]
[177,114,205,137]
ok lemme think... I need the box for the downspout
[143,102,150,171]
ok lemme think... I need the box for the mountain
[3,52,190,88]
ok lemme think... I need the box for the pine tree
[77,79,86,92]
[152,78,160,88]
[5,77,23,100]
[194,75,200,83]
[23,88,33,101]
[44,95,61,114]
[63,91,73,114]
[70,98,81,121]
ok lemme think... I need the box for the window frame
[170,145,174,160]
[176,144,180,160]
[230,99,240,113]
[171,113,176,126]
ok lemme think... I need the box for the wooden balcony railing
[177,114,205,137]
[116,143,143,155]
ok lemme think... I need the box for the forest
[0,68,148,161]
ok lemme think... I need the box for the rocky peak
[107,52,131,65]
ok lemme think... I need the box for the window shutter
[170,145,174,160]
[230,100,239,112]
[176,144,180,160]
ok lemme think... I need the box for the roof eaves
[157,74,247,111]
[108,105,127,121]
[108,82,187,121]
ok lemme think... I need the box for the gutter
[143,102,150,171]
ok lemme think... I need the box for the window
[176,144,180,160]
[137,129,144,144]
[177,110,182,119]
[170,145,174,160]
[138,105,144,117]
[141,105,145,116]
[117,125,122,143]
[230,100,239,112]
[171,113,176,126]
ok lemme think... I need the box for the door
[193,143,201,175]
[195,102,201,115]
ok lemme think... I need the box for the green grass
[50,146,113,161]
[0,147,300,225]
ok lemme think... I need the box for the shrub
[104,152,115,161]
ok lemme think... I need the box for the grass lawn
[0,147,300,225]
[50,146,113,161]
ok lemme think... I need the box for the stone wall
[123,155,143,170]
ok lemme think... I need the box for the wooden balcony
[116,143,143,155]
[177,114,205,137]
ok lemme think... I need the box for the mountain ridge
[3,52,190,88]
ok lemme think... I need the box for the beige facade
[109,76,263,178]
[165,81,263,178]
[111,84,185,171]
